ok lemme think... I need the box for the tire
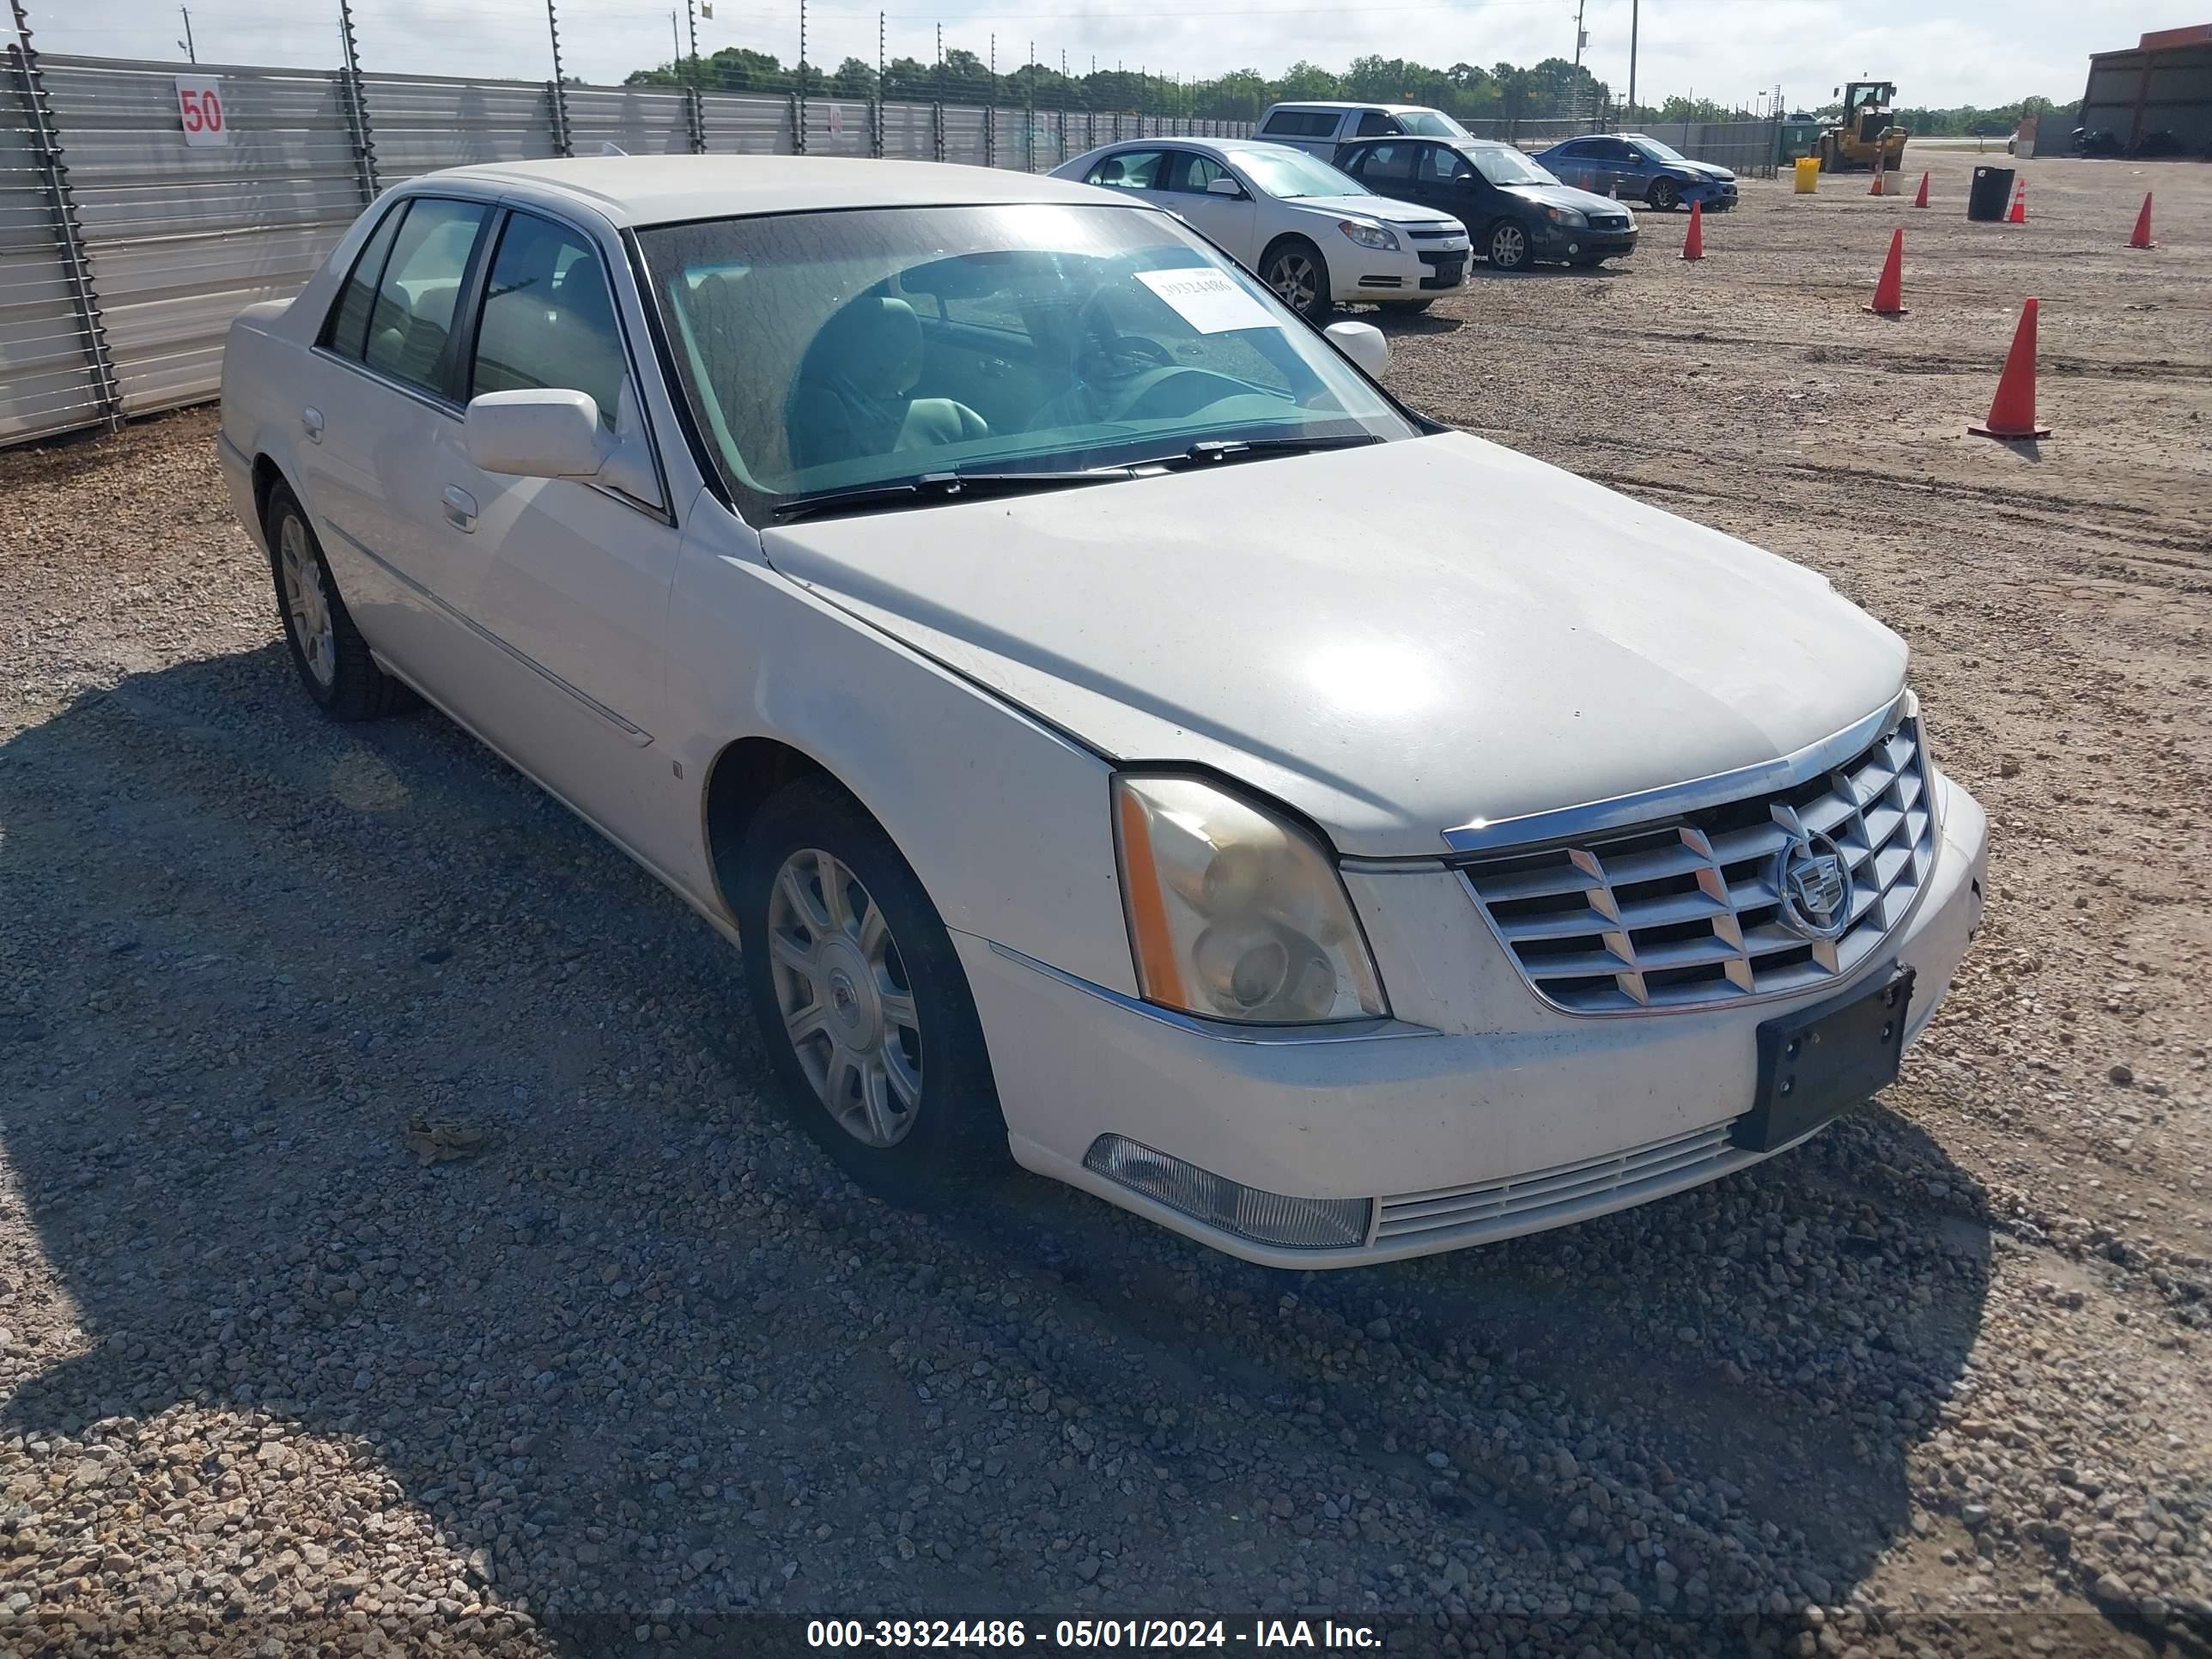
[1647,176,1681,212]
[263,483,408,721]
[1259,237,1331,324]
[1486,219,1532,272]
[736,779,1008,1206]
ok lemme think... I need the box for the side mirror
[465,388,611,479]
[1324,319,1389,375]
[1206,174,1246,197]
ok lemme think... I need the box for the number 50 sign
[176,76,228,146]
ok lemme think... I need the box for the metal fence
[0,47,1277,447]
[1,40,1777,449]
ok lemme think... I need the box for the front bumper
[1534,222,1638,261]
[1341,240,1469,301]
[1687,179,1739,210]
[963,771,1987,1269]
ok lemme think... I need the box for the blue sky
[30,0,2204,109]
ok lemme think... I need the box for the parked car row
[222,152,1985,1269]
[1044,104,1740,317]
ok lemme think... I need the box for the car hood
[1680,160,1736,182]
[761,433,1906,857]
[1294,193,1456,227]
[1501,182,1632,216]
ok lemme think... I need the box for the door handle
[441,485,478,533]
[301,406,324,444]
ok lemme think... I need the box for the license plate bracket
[1733,966,1916,1153]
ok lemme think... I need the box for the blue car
[1529,133,1739,213]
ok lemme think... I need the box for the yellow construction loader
[1819,82,1909,173]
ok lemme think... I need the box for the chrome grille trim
[1455,702,1937,1015]
[1373,1121,1744,1243]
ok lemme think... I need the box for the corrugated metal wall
[2082,44,2212,155]
[0,46,1265,448]
[40,56,362,419]
[1,46,117,443]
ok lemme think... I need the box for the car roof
[407,155,1118,228]
[1267,100,1436,114]
[1078,136,1292,161]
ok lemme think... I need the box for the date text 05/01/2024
[805,1618,1385,1650]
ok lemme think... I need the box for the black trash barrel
[1968,165,2015,222]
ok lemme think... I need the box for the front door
[412,207,684,851]
[1158,151,1258,267]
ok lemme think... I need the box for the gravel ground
[2,149,2207,1658]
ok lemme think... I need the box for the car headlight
[1543,204,1589,227]
[1114,774,1388,1024]
[1336,219,1401,252]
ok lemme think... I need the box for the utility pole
[1627,0,1638,121]
[178,5,195,63]
[684,0,698,90]
[670,10,681,77]
[1571,0,1584,70]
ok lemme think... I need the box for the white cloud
[31,0,2206,108]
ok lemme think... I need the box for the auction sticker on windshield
[1134,267,1280,334]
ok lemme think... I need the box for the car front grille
[1407,225,1463,241]
[1374,1121,1747,1246]
[1589,214,1632,231]
[1457,708,1936,1014]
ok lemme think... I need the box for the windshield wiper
[1137,433,1384,470]
[772,466,1130,523]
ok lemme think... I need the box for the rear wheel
[1486,220,1531,272]
[1259,237,1331,323]
[736,780,1007,1205]
[1647,176,1681,211]
[264,483,407,721]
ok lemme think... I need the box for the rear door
[295,193,496,690]
[1339,140,1420,210]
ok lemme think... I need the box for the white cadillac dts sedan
[219,157,1987,1267]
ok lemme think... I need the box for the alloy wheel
[278,514,337,689]
[765,847,923,1148]
[1266,252,1318,313]
[1491,223,1528,270]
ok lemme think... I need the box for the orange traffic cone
[2129,192,2155,248]
[1911,171,1929,209]
[1681,198,1705,261]
[1969,299,2051,441]
[1869,167,1884,197]
[1864,228,1907,315]
[2008,180,2027,224]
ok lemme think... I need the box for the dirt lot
[1,147,2207,1658]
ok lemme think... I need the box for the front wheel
[1647,177,1681,211]
[1486,220,1531,272]
[736,780,1007,1205]
[1260,238,1332,323]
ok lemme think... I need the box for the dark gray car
[1334,137,1638,271]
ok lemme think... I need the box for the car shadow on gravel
[0,647,1991,1654]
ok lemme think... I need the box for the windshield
[637,204,1416,514]
[1399,111,1470,137]
[1231,146,1366,199]
[1470,146,1559,187]
[1635,137,1690,165]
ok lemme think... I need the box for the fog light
[1568,241,1580,254]
[1083,1135,1371,1249]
